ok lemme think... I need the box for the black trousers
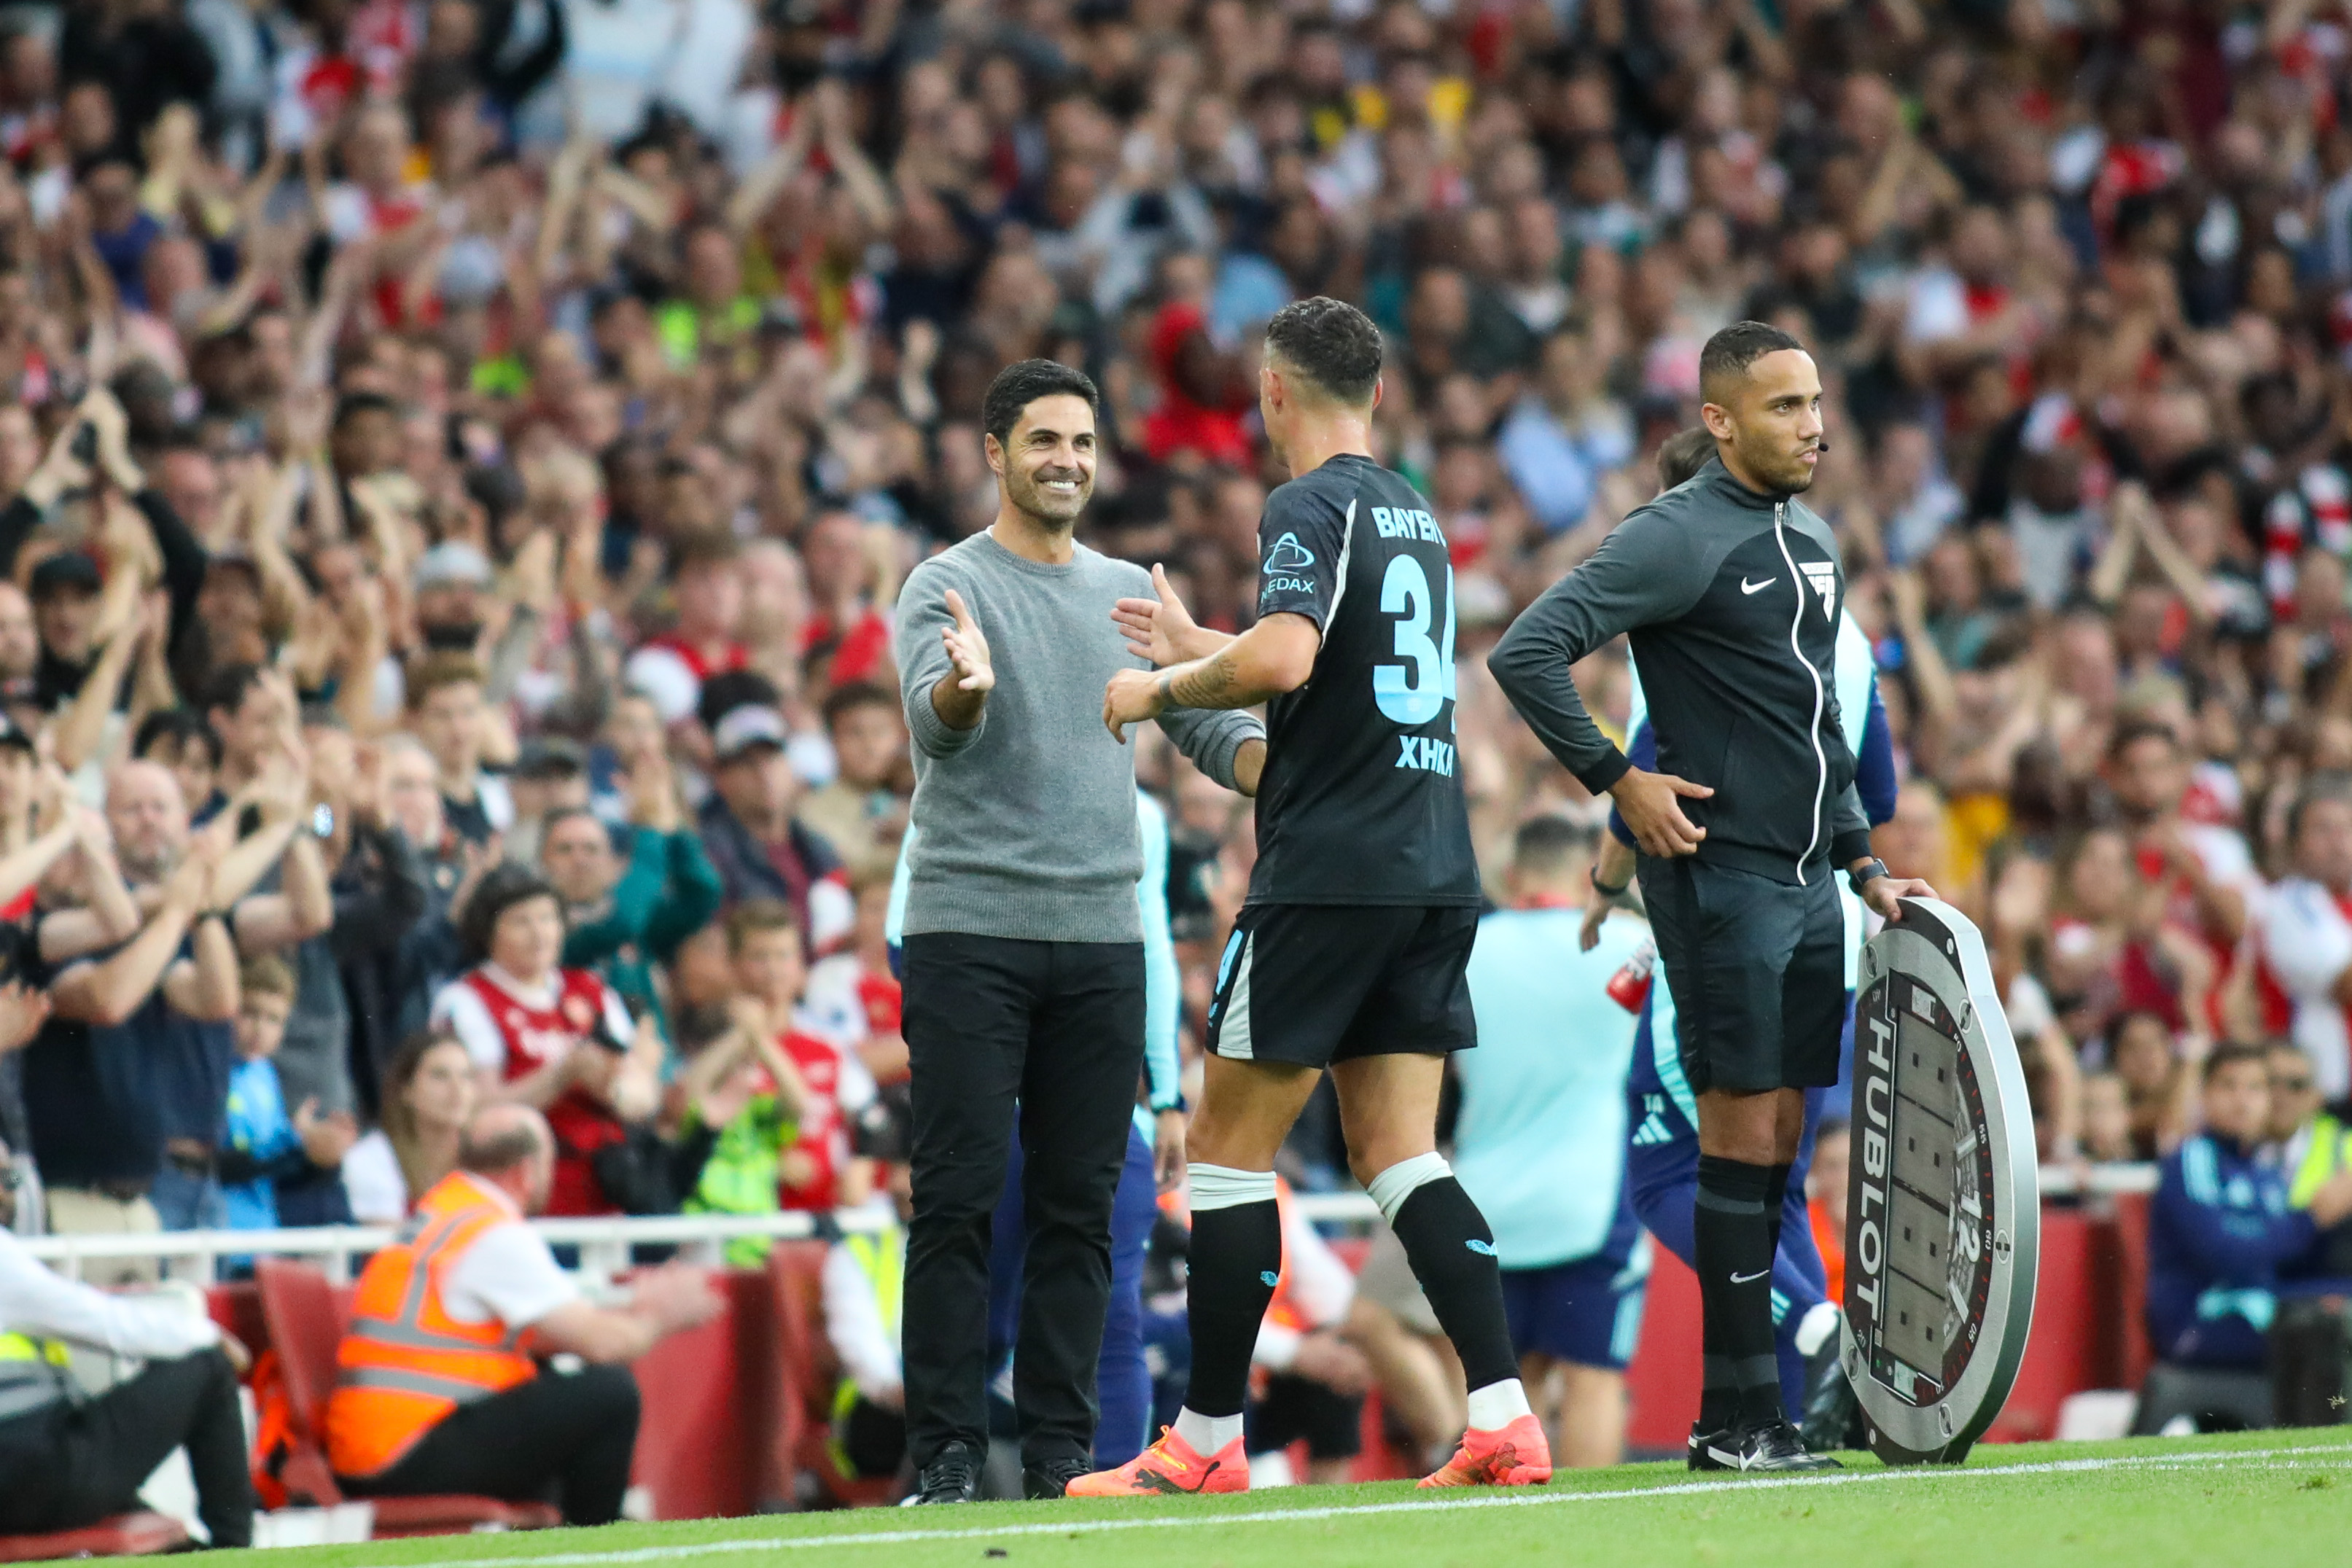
[340,1364,639,1526]
[0,1349,253,1547]
[900,932,1144,1469]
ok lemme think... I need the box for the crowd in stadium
[1,0,2351,1531]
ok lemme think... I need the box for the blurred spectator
[2267,1040,2352,1279]
[431,864,659,1217]
[1804,1120,1848,1308]
[218,954,351,1233]
[699,705,853,948]
[547,753,720,1042]
[795,684,907,886]
[2146,1044,2352,1370]
[342,1031,478,1225]
[2259,779,2352,1102]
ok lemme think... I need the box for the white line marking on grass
[375,1444,2352,1568]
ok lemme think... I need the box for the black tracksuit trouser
[900,932,1144,1470]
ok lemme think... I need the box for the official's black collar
[1697,453,1796,510]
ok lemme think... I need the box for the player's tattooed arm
[1105,614,1317,741]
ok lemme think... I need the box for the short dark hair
[1656,426,1715,491]
[1699,321,1806,404]
[203,663,266,719]
[1511,814,1595,876]
[822,682,897,730]
[2105,717,2181,764]
[1263,295,1382,405]
[981,359,1100,448]
[133,708,219,768]
[458,862,561,962]
[671,531,741,574]
[2203,1040,2273,1084]
[333,391,400,429]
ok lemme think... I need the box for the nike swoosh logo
[1731,1268,1771,1284]
[1740,576,1775,594]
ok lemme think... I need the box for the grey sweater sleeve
[1488,510,1713,794]
[895,561,984,760]
[1156,704,1263,792]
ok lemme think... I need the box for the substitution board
[1843,897,2038,1464]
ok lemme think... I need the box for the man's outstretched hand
[1607,766,1712,857]
[942,589,994,693]
[1112,564,1220,667]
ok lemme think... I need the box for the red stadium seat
[252,1259,561,1537]
[766,1241,900,1508]
[0,1512,188,1561]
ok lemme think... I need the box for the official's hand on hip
[1606,765,1712,857]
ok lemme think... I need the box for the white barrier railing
[20,1209,889,1291]
[17,1162,2160,1287]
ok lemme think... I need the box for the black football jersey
[1245,453,1481,908]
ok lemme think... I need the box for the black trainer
[1023,1456,1092,1499]
[1687,1419,1842,1473]
[1798,1332,1862,1454]
[903,1441,983,1505]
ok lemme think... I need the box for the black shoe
[1023,1456,1092,1499]
[903,1442,983,1505]
[1799,1328,1862,1453]
[1687,1419,1842,1473]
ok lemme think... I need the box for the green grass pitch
[219,1428,2352,1568]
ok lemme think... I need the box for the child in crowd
[675,906,815,1265]
[219,956,354,1231]
[725,900,876,1214]
[2107,1010,2200,1159]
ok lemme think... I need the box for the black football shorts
[1638,857,1845,1095]
[1206,903,1479,1068]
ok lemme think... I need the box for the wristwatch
[1590,866,1631,900]
[1847,857,1890,894]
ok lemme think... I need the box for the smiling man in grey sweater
[892,359,1263,1505]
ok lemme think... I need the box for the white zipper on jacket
[1772,502,1829,884]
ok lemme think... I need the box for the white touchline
[368,1445,2351,1568]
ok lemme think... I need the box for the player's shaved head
[1697,320,1806,407]
[1511,814,1595,878]
[1263,296,1383,407]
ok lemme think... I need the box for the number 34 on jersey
[1369,506,1458,762]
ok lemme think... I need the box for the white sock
[1465,1378,1532,1431]
[1188,1162,1277,1212]
[1174,1405,1245,1454]
[1794,1301,1841,1358]
[1364,1151,1452,1224]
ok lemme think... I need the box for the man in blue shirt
[2148,1042,2352,1368]
[1454,817,1649,1467]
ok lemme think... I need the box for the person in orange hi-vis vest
[327,1104,723,1524]
[1804,1120,1850,1309]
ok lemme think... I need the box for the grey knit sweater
[894,532,1261,943]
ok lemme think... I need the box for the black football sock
[1695,1154,1782,1433]
[1387,1177,1520,1397]
[1183,1175,1282,1420]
